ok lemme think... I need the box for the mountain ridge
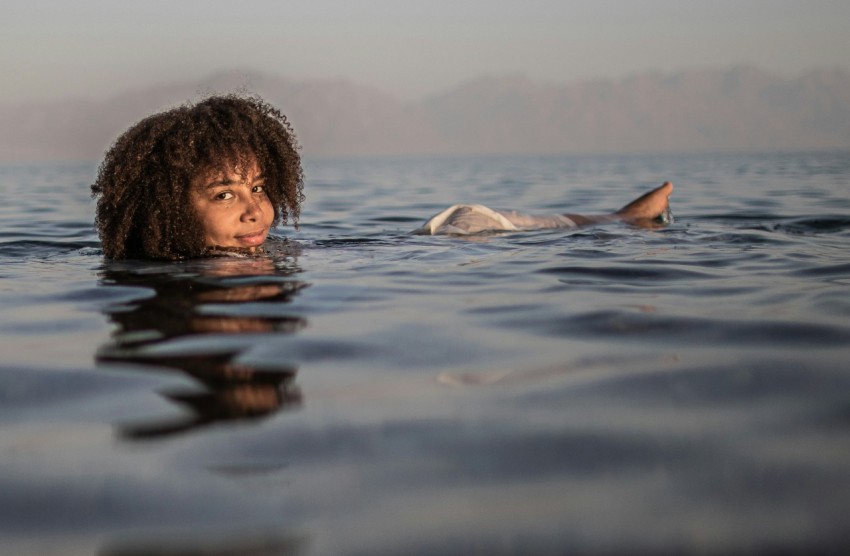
[1,66,848,162]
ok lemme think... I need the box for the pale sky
[2,0,848,103]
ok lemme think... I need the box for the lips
[235,229,267,246]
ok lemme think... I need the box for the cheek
[183,200,218,250]
[193,204,228,240]
[261,198,275,224]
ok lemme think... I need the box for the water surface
[2,152,850,554]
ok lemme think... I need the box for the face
[190,160,274,252]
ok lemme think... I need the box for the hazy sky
[2,0,849,103]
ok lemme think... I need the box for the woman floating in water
[91,94,673,260]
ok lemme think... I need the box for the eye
[252,184,267,194]
[215,191,234,201]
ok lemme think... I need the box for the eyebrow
[202,174,266,190]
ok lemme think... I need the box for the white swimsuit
[413,204,577,235]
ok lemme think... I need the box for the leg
[563,182,673,227]
[614,181,673,221]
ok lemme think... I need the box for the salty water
[2,151,850,554]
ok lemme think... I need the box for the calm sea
[1,151,849,554]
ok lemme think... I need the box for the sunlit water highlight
[1,151,850,554]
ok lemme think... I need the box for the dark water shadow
[99,528,309,556]
[96,250,308,441]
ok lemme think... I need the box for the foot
[615,182,673,223]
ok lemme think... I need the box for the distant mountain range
[2,66,849,162]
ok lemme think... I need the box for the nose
[240,196,263,222]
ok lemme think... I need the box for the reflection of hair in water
[97,256,306,440]
[113,352,302,440]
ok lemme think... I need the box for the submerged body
[413,205,579,235]
[415,182,674,235]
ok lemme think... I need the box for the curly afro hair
[91,94,304,260]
